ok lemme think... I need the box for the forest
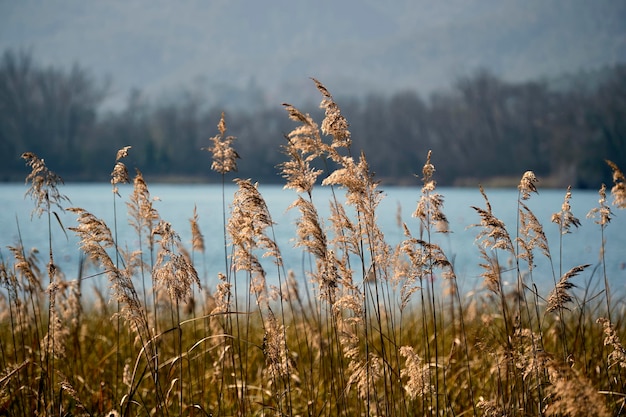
[1,48,625,188]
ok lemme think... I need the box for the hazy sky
[2,0,625,107]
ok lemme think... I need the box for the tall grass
[1,79,625,416]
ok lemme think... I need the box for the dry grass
[1,79,625,416]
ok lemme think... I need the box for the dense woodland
[1,49,625,187]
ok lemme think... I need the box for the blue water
[1,182,625,300]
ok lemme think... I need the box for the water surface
[1,182,624,300]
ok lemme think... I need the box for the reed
[0,79,624,416]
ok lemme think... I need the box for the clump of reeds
[0,79,625,417]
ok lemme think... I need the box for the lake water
[1,182,625,299]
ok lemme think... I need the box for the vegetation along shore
[1,78,625,416]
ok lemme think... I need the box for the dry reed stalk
[586,183,614,321]
[111,146,131,195]
[312,77,351,151]
[413,150,449,233]
[472,187,512,297]
[345,352,382,403]
[546,264,590,313]
[126,169,160,330]
[228,179,282,305]
[67,207,148,335]
[21,151,70,413]
[210,272,231,315]
[510,327,545,380]
[398,224,455,308]
[127,169,159,250]
[189,205,205,254]
[278,102,325,196]
[204,111,239,175]
[606,159,626,209]
[399,345,433,400]
[21,152,69,219]
[472,186,515,254]
[323,151,392,290]
[7,245,43,294]
[587,183,613,226]
[518,170,538,200]
[227,178,288,412]
[262,309,296,384]
[287,196,340,304]
[152,220,201,304]
[551,186,581,234]
[597,318,626,369]
[58,375,88,414]
[517,200,551,272]
[42,277,81,361]
[279,135,323,196]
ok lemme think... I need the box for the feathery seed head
[551,185,581,234]
[471,186,514,253]
[518,170,538,200]
[606,159,626,209]
[116,146,131,162]
[517,201,551,270]
[597,317,626,369]
[189,205,205,253]
[586,183,612,225]
[279,136,323,194]
[312,78,351,149]
[413,151,449,232]
[546,264,590,312]
[400,346,433,399]
[22,152,69,218]
[205,112,239,174]
[111,146,131,195]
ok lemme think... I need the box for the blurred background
[1,0,625,187]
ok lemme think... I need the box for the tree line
[1,48,625,188]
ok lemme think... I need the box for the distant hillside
[1,45,624,188]
[1,0,625,109]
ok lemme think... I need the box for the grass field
[1,79,625,416]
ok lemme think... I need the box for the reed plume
[21,152,69,218]
[67,207,147,334]
[127,169,159,246]
[204,112,239,174]
[111,146,131,195]
[546,264,590,313]
[471,185,514,253]
[597,317,626,369]
[312,77,351,150]
[518,170,538,200]
[413,150,449,233]
[586,183,614,321]
[606,159,626,209]
[279,135,323,195]
[189,205,205,254]
[228,181,274,307]
[517,200,551,272]
[152,220,201,303]
[210,272,231,315]
[551,186,581,234]
[262,309,294,382]
[471,186,514,298]
[399,345,433,399]
[587,183,612,226]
